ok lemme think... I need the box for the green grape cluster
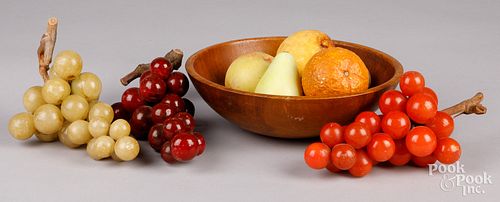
[8,50,139,162]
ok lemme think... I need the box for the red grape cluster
[304,71,461,177]
[113,57,205,163]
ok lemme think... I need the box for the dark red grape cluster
[112,57,205,163]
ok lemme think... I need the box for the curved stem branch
[442,92,487,117]
[120,49,183,86]
[37,17,58,82]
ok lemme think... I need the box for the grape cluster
[304,71,460,177]
[8,50,140,162]
[114,57,205,163]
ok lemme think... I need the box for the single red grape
[330,143,357,170]
[166,72,189,96]
[379,90,407,114]
[320,123,344,148]
[171,133,199,161]
[111,102,130,121]
[348,150,373,177]
[151,103,178,124]
[129,105,153,140]
[406,93,437,124]
[422,87,438,104]
[160,141,176,163]
[381,111,411,139]
[426,111,454,139]
[344,122,372,149]
[388,139,411,166]
[148,124,166,152]
[174,112,196,132]
[121,87,145,112]
[367,133,395,162]
[162,117,187,140]
[194,132,205,155]
[434,138,461,164]
[405,126,437,157]
[139,74,167,103]
[150,57,173,79]
[400,71,425,97]
[162,94,186,112]
[355,111,381,133]
[304,142,330,170]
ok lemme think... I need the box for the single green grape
[33,104,64,135]
[71,72,102,101]
[88,117,110,138]
[109,119,131,140]
[57,122,80,148]
[8,112,36,140]
[52,50,83,81]
[114,136,139,161]
[71,76,84,94]
[23,86,46,113]
[88,102,113,123]
[42,78,71,105]
[61,94,89,122]
[67,120,92,145]
[87,136,115,160]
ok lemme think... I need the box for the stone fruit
[71,72,102,101]
[87,136,115,160]
[60,95,89,122]
[51,50,83,81]
[109,119,131,140]
[302,47,370,96]
[33,104,64,135]
[303,70,486,177]
[41,78,71,105]
[276,30,334,77]
[23,86,46,113]
[8,112,35,140]
[58,122,80,148]
[225,52,273,92]
[88,102,114,123]
[114,136,140,161]
[166,72,189,96]
[254,52,301,96]
[7,22,142,163]
[170,133,199,162]
[115,52,205,164]
[67,120,92,145]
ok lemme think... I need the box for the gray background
[1,0,499,201]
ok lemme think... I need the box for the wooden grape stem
[37,17,58,82]
[120,49,183,86]
[443,92,487,117]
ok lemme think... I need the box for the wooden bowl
[186,37,403,138]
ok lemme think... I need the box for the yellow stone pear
[277,30,334,77]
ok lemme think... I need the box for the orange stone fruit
[302,47,370,96]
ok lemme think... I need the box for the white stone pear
[254,52,302,96]
[225,52,273,92]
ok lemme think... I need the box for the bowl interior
[186,37,402,138]
[191,37,396,94]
